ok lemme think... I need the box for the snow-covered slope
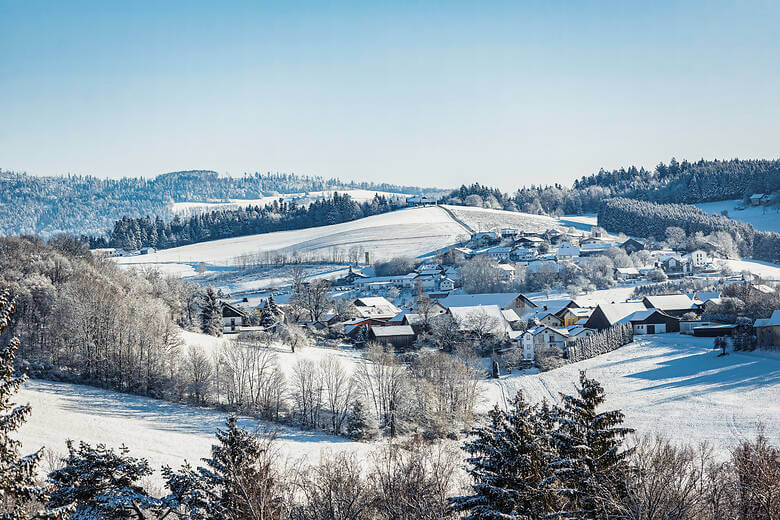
[442,205,561,234]
[118,206,469,271]
[17,379,369,477]
[481,334,780,453]
[695,199,780,233]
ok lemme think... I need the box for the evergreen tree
[548,371,634,519]
[259,296,282,329]
[47,442,156,519]
[201,287,222,336]
[346,400,368,440]
[168,416,284,520]
[451,393,559,519]
[0,290,64,520]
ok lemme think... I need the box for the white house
[687,250,709,267]
[492,263,516,282]
[439,277,455,292]
[221,302,248,334]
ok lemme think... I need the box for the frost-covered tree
[47,441,156,519]
[548,371,634,519]
[451,393,560,519]
[201,287,223,336]
[0,290,66,520]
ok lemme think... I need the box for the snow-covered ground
[442,205,562,234]
[716,258,780,281]
[480,334,780,453]
[695,199,780,234]
[117,206,468,275]
[170,189,412,216]
[17,379,370,479]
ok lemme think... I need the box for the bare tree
[320,355,355,434]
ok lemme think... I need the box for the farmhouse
[352,297,401,320]
[620,238,645,254]
[221,302,248,334]
[368,325,416,347]
[583,302,647,330]
[437,292,538,315]
[446,304,512,338]
[618,309,680,334]
[641,294,697,317]
[754,310,780,346]
[616,267,640,281]
[749,193,768,206]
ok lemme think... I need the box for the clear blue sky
[1,1,778,190]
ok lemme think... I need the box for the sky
[1,1,779,191]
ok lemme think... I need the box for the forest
[93,192,404,251]
[444,158,780,215]
[598,198,780,264]
[0,169,435,238]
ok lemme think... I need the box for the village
[215,222,780,372]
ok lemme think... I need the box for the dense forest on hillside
[93,192,404,250]
[0,169,436,237]
[445,158,780,215]
[598,197,780,263]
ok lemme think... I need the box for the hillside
[695,199,780,234]
[117,206,471,273]
[483,334,780,452]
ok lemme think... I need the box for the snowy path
[480,334,780,453]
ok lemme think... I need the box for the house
[620,238,645,254]
[471,231,499,246]
[687,250,709,268]
[680,319,721,334]
[368,325,416,347]
[616,267,640,281]
[515,236,545,248]
[139,247,156,255]
[559,307,592,327]
[692,323,739,337]
[406,195,437,206]
[537,312,564,327]
[618,309,680,334]
[492,263,516,281]
[555,246,580,261]
[578,242,615,256]
[522,325,569,350]
[753,310,780,346]
[641,295,697,317]
[501,308,523,328]
[510,247,537,262]
[221,302,248,334]
[583,302,648,330]
[353,274,417,292]
[658,255,692,276]
[749,193,768,206]
[352,297,401,320]
[500,228,519,239]
[473,246,512,260]
[439,277,455,292]
[565,326,594,343]
[436,292,538,315]
[336,267,368,286]
[446,305,512,338]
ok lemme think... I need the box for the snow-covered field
[17,379,369,478]
[442,205,561,234]
[481,334,780,453]
[117,206,469,275]
[170,189,412,216]
[695,199,780,234]
[716,258,780,280]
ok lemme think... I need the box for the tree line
[0,168,435,238]
[91,192,404,251]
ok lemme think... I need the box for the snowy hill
[695,199,780,234]
[481,334,780,453]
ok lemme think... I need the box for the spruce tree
[346,400,368,440]
[47,442,155,519]
[0,290,64,520]
[201,287,222,336]
[548,371,634,519]
[259,296,281,329]
[451,393,559,519]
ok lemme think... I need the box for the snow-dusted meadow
[482,334,780,453]
[695,199,780,234]
[442,205,562,234]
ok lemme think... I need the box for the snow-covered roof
[531,298,576,315]
[617,309,660,324]
[493,264,516,272]
[501,308,521,322]
[436,293,525,310]
[371,325,415,337]
[448,305,511,335]
[750,193,766,200]
[556,246,580,257]
[353,297,401,319]
[642,294,695,310]
[596,302,648,326]
[754,310,780,327]
[566,326,590,337]
[616,267,639,275]
[752,284,776,294]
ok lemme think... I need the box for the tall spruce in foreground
[201,287,223,336]
[451,393,560,519]
[0,290,66,520]
[548,371,634,519]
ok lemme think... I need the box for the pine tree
[346,400,368,440]
[201,287,222,336]
[259,296,282,329]
[548,371,634,519]
[451,393,560,519]
[0,290,64,520]
[47,442,155,519]
[172,415,284,520]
